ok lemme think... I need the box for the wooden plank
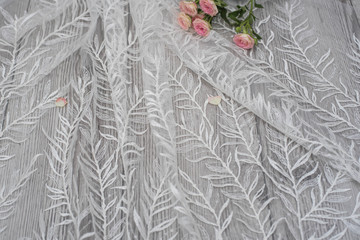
[253,0,360,239]
[350,0,360,23]
[0,0,360,239]
[0,0,97,238]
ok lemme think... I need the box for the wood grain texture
[0,0,360,239]
[350,0,360,23]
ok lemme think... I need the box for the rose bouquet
[177,0,263,50]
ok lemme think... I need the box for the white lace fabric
[0,0,360,239]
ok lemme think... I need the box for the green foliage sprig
[216,0,263,44]
[178,0,263,47]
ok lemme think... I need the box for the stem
[246,0,254,31]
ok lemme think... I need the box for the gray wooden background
[1,0,360,239]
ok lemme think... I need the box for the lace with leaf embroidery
[0,0,359,239]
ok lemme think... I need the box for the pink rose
[179,1,198,17]
[233,33,255,49]
[193,18,211,37]
[177,12,192,31]
[199,0,218,17]
[192,13,205,23]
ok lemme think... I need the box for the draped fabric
[0,0,360,239]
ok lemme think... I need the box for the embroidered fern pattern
[0,0,359,239]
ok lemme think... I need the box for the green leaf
[255,3,264,8]
[214,0,264,43]
[227,8,246,24]
[253,31,262,40]
[215,0,227,7]
[249,17,253,25]
[228,10,241,18]
[229,15,241,24]
[218,7,230,25]
[238,8,246,18]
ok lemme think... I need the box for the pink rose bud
[233,33,255,50]
[177,12,192,31]
[179,1,198,17]
[192,13,205,23]
[199,0,218,17]
[193,18,211,37]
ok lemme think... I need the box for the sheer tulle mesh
[0,0,359,239]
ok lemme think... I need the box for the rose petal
[178,12,192,31]
[208,96,222,105]
[233,33,255,50]
[179,1,198,17]
[55,97,67,107]
[199,0,218,17]
[193,18,211,37]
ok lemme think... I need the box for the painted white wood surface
[0,0,360,239]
